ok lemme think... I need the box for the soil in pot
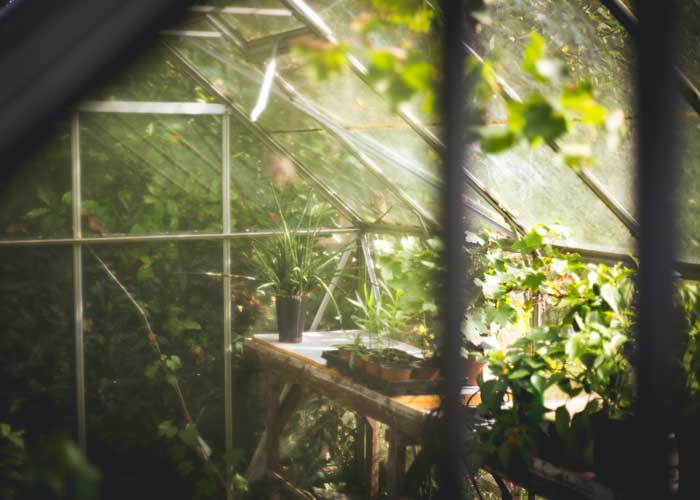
[591,413,639,487]
[461,354,486,385]
[276,295,304,343]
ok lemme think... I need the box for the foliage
[282,397,357,491]
[0,426,100,500]
[674,281,700,416]
[373,235,443,356]
[479,33,624,168]
[347,281,409,353]
[253,196,338,297]
[473,225,636,469]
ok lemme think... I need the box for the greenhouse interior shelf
[1,0,699,499]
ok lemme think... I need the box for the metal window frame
[33,100,367,454]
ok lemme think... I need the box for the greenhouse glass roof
[3,0,700,263]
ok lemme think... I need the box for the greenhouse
[0,0,698,499]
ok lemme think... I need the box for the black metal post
[634,0,680,498]
[438,1,468,498]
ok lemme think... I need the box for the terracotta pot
[276,295,304,343]
[365,358,381,377]
[351,354,366,371]
[380,364,412,382]
[461,355,485,385]
[337,347,351,362]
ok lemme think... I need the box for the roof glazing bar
[78,100,227,115]
[0,227,362,247]
[159,29,222,38]
[189,6,293,17]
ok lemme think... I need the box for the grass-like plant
[252,196,337,298]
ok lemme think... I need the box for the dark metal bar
[634,0,680,498]
[598,0,700,115]
[439,0,467,497]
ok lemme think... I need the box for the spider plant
[252,196,336,298]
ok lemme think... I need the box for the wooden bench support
[386,429,408,499]
[246,380,304,482]
[365,417,381,500]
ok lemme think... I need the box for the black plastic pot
[678,415,700,499]
[591,414,639,487]
[276,295,304,343]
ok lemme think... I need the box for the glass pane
[679,1,700,85]
[275,130,421,226]
[84,241,223,499]
[0,119,72,240]
[212,1,303,41]
[229,127,351,231]
[278,50,406,129]
[470,134,635,248]
[170,34,319,132]
[81,113,222,235]
[679,115,700,260]
[0,247,75,443]
[171,35,422,227]
[480,0,634,111]
[86,44,217,102]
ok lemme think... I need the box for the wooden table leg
[387,429,407,499]
[365,417,381,500]
[355,414,367,489]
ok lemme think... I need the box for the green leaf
[530,373,548,393]
[509,368,530,380]
[158,420,178,439]
[181,319,201,331]
[522,272,546,292]
[178,424,199,446]
[523,230,544,250]
[165,355,182,371]
[555,406,570,438]
[23,207,50,219]
[521,97,568,145]
[522,33,546,81]
[600,283,620,313]
[480,128,517,153]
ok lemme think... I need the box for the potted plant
[346,282,418,381]
[253,199,337,343]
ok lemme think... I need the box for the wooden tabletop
[244,331,459,440]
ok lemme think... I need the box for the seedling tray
[322,349,443,396]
